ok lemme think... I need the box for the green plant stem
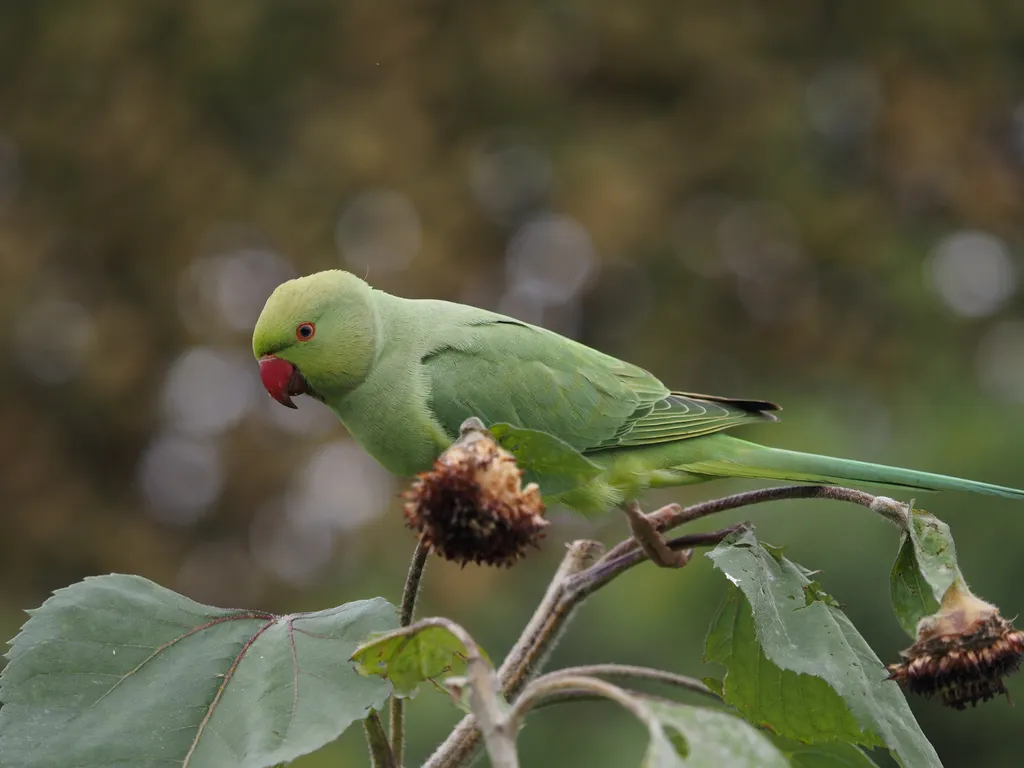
[389,537,430,767]
[399,537,430,625]
[601,484,877,564]
[405,618,520,768]
[497,540,605,697]
[574,524,745,596]
[507,675,653,734]
[422,540,601,768]
[363,711,397,768]
[543,664,716,700]
[426,484,889,768]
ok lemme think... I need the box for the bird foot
[621,500,690,569]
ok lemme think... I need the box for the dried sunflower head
[403,419,548,567]
[888,585,1024,710]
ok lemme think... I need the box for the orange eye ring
[296,322,316,341]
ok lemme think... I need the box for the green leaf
[0,574,398,768]
[701,676,724,697]
[640,698,789,767]
[890,542,937,640]
[706,528,940,768]
[705,586,879,747]
[488,422,602,496]
[890,508,961,638]
[770,736,881,767]
[352,623,473,697]
[803,581,842,609]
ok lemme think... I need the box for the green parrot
[252,269,1024,515]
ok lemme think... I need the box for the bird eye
[296,322,316,341]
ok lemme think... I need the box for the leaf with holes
[890,508,962,638]
[706,528,940,768]
[0,574,398,768]
[488,423,602,496]
[351,623,474,697]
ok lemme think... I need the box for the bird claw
[621,500,690,569]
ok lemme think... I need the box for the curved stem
[602,485,877,564]
[415,619,516,768]
[426,483,890,768]
[662,484,878,530]
[510,686,683,712]
[389,537,430,767]
[508,675,653,733]
[497,540,605,697]
[568,524,745,600]
[543,664,716,700]
[423,540,601,768]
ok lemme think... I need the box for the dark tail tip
[674,390,782,421]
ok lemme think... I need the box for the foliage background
[3,2,1024,765]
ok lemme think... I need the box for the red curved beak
[258,355,308,409]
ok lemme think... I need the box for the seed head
[402,421,548,567]
[887,585,1024,709]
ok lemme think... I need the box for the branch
[389,538,430,767]
[602,484,888,572]
[414,618,519,768]
[507,686,682,712]
[363,711,396,768]
[399,537,431,626]
[426,483,897,767]
[601,484,879,564]
[497,540,605,696]
[567,524,747,601]
[423,540,601,768]
[507,674,654,735]
[541,664,716,700]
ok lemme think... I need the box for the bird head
[252,270,378,408]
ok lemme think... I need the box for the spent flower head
[403,418,548,567]
[888,582,1024,710]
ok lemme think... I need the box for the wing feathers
[421,315,777,453]
[591,393,778,451]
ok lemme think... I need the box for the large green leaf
[704,586,880,748]
[488,423,602,496]
[706,528,940,768]
[890,508,961,638]
[641,699,789,768]
[0,574,398,768]
[351,623,470,697]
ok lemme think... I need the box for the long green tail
[683,437,1024,500]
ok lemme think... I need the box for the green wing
[591,390,780,450]
[421,317,779,453]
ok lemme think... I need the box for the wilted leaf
[488,423,602,496]
[352,623,474,697]
[0,575,398,768]
[706,528,940,768]
[890,509,962,638]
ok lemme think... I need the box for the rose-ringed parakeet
[252,270,1024,515]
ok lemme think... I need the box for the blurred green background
[3,2,1024,766]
